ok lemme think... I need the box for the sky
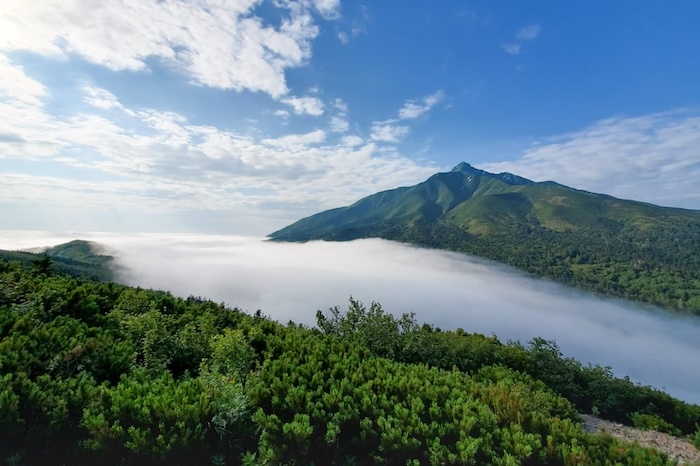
[1,231,699,403]
[1,1,700,234]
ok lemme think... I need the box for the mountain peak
[450,162,532,186]
[451,162,481,173]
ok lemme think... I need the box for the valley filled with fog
[1,230,699,404]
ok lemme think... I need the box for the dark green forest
[358,220,700,315]
[1,256,699,465]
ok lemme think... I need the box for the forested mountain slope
[1,256,699,464]
[270,163,700,314]
[0,239,115,281]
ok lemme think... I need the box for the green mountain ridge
[270,163,700,314]
[0,239,117,281]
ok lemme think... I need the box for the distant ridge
[270,163,700,314]
[0,239,116,281]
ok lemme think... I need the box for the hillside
[0,239,116,281]
[270,163,700,314]
[1,255,698,464]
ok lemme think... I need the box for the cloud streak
[502,23,540,55]
[480,110,700,209]
[370,90,445,143]
[281,96,325,116]
[1,231,699,404]
[398,91,445,120]
[501,43,522,56]
[516,24,541,41]
[370,123,410,143]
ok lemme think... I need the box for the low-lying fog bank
[1,231,699,404]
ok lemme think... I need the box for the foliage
[629,413,681,436]
[0,257,694,464]
[316,300,700,436]
[81,369,211,454]
[692,426,700,450]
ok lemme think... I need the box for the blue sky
[1,1,699,235]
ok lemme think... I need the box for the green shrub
[692,425,700,449]
[630,412,682,436]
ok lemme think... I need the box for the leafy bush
[692,426,700,450]
[0,258,692,464]
[630,412,682,436]
[81,370,211,455]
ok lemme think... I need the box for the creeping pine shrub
[692,426,700,450]
[630,412,681,436]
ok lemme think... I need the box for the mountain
[0,239,117,281]
[270,163,700,314]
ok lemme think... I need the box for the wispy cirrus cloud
[480,110,700,209]
[329,98,350,132]
[398,91,445,120]
[310,0,341,20]
[501,43,522,56]
[337,6,368,45]
[0,0,339,98]
[84,86,129,112]
[502,23,541,56]
[370,90,445,143]
[370,123,410,143]
[516,24,541,41]
[281,95,325,116]
[0,55,46,106]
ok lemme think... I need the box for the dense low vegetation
[270,163,700,314]
[1,257,698,464]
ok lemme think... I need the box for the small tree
[32,254,52,276]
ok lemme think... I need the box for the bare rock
[581,414,700,465]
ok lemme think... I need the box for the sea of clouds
[1,231,699,404]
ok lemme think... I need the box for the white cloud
[261,129,326,148]
[501,43,522,56]
[329,98,349,132]
[366,91,444,143]
[370,123,410,143]
[309,0,341,20]
[273,109,290,118]
[337,21,366,44]
[517,24,541,41]
[480,110,700,209]
[0,54,47,106]
[330,115,349,132]
[333,98,348,112]
[341,135,364,147]
[0,172,181,211]
[502,24,540,56]
[0,0,336,98]
[398,90,445,120]
[84,86,127,111]
[0,80,437,232]
[281,95,325,116]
